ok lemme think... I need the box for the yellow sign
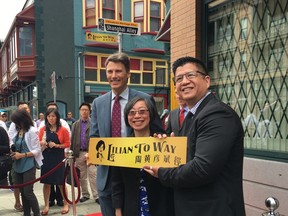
[88,137,187,168]
[86,32,117,43]
[104,19,139,28]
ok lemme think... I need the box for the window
[19,26,33,56]
[240,51,246,71]
[103,0,115,19]
[85,0,96,26]
[85,55,97,81]
[84,0,122,27]
[84,54,168,86]
[132,0,164,32]
[150,1,161,32]
[207,0,288,159]
[134,1,144,32]
[240,17,247,40]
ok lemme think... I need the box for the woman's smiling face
[127,100,150,133]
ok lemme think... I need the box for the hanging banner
[88,137,187,168]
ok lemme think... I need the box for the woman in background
[10,109,43,216]
[39,108,70,215]
[111,97,174,216]
[0,126,10,186]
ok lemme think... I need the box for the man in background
[64,112,76,129]
[166,89,188,136]
[70,102,99,204]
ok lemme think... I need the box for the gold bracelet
[25,152,27,157]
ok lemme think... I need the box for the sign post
[98,18,141,52]
[50,71,57,103]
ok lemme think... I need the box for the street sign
[86,32,117,43]
[98,18,141,35]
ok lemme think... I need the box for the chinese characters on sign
[88,137,187,168]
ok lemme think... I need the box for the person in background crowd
[0,112,11,129]
[8,101,36,212]
[0,113,8,131]
[112,97,174,216]
[39,108,70,215]
[64,112,76,129]
[39,102,71,208]
[70,102,99,204]
[144,56,245,216]
[0,126,10,186]
[159,109,169,130]
[166,89,188,136]
[36,113,45,128]
[10,109,43,216]
[89,52,164,216]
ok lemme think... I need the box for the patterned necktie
[111,95,121,137]
[179,108,185,127]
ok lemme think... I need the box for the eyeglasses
[174,71,207,83]
[128,109,149,116]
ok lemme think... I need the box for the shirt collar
[111,87,129,101]
[189,91,211,115]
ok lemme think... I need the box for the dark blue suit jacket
[158,93,246,216]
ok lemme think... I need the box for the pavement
[0,170,101,216]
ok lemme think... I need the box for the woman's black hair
[45,108,61,131]
[124,96,156,128]
[11,109,34,132]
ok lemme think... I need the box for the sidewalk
[0,170,101,216]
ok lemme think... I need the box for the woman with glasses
[111,96,174,216]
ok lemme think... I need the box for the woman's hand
[11,152,24,160]
[115,208,122,216]
[40,140,48,150]
[143,165,159,178]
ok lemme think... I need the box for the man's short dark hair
[172,56,208,75]
[17,101,28,108]
[46,102,59,109]
[105,52,130,73]
[79,102,91,111]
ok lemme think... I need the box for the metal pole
[67,150,77,216]
[78,52,82,108]
[118,32,122,52]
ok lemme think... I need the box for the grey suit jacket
[166,108,181,136]
[70,118,91,158]
[89,88,164,192]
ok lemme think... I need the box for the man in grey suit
[166,89,188,136]
[145,56,245,215]
[89,52,164,216]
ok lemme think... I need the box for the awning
[155,9,170,42]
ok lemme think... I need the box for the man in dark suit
[166,89,188,136]
[89,52,164,216]
[145,56,245,216]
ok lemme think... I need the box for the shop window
[131,58,141,70]
[130,73,141,84]
[100,69,108,82]
[207,0,288,159]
